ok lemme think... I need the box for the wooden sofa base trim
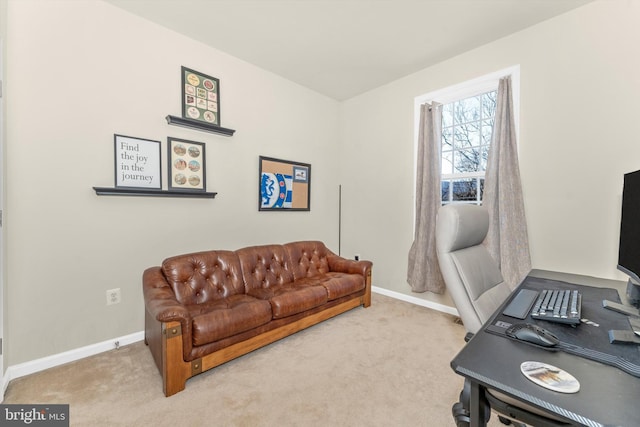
[161,295,366,396]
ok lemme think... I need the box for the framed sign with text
[182,66,220,126]
[114,134,161,189]
[168,137,206,191]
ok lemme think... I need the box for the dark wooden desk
[451,272,640,427]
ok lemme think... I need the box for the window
[414,65,519,206]
[441,90,496,204]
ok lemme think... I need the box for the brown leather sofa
[143,240,372,396]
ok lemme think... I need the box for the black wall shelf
[166,115,235,136]
[93,187,217,199]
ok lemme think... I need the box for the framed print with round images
[168,137,206,192]
[182,66,220,126]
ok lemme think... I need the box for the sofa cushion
[248,284,328,319]
[162,250,244,305]
[284,241,331,280]
[190,295,272,346]
[237,244,294,291]
[295,272,365,301]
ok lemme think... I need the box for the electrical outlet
[106,288,121,305]
[354,254,360,261]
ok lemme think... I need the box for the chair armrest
[143,267,190,323]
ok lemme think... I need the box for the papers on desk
[521,361,580,393]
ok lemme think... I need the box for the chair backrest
[436,204,512,334]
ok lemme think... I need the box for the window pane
[441,180,450,202]
[454,96,481,124]
[442,127,453,150]
[453,125,468,150]
[481,119,493,146]
[441,151,453,175]
[480,145,489,170]
[455,122,480,149]
[454,148,482,173]
[442,103,453,128]
[479,178,485,200]
[452,179,478,201]
[482,92,497,118]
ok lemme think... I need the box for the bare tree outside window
[441,90,496,204]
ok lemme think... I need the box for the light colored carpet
[3,293,504,426]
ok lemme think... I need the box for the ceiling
[105,0,593,101]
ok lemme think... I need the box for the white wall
[5,0,340,365]
[340,0,640,305]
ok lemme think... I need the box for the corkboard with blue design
[259,156,310,211]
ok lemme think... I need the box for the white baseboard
[372,286,459,317]
[2,331,145,398]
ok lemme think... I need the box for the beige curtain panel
[407,102,446,294]
[483,76,532,289]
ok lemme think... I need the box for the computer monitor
[618,169,640,307]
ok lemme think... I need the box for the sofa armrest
[328,255,372,307]
[143,267,190,323]
[327,255,373,277]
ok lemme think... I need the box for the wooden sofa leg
[162,321,191,397]
[363,270,372,307]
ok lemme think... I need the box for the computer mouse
[505,323,560,347]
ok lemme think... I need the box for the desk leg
[469,381,488,427]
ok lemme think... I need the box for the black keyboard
[531,289,582,325]
[503,288,582,325]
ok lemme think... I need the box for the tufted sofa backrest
[237,244,294,291]
[161,250,245,305]
[284,241,332,280]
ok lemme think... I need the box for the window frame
[413,65,520,206]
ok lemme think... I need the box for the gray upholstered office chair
[436,203,512,335]
[436,203,570,427]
